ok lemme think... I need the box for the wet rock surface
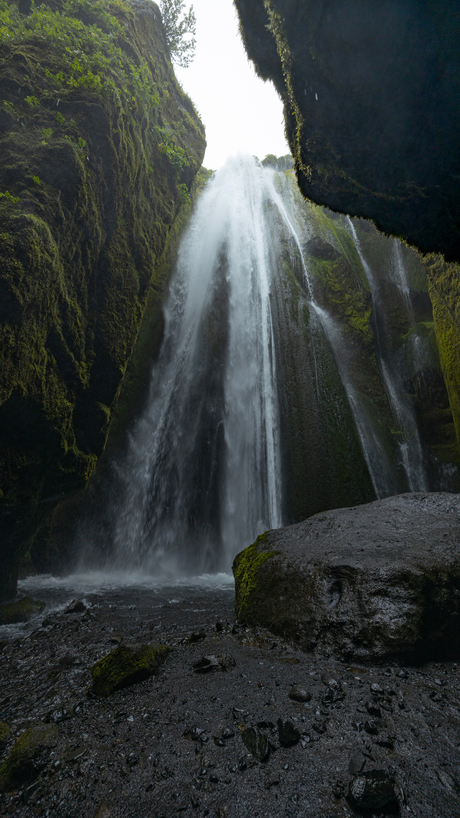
[0,600,46,627]
[234,493,460,662]
[0,580,459,817]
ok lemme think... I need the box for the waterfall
[85,156,283,577]
[77,156,444,580]
[346,217,428,492]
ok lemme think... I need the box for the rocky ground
[0,580,459,818]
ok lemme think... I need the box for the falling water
[346,217,428,491]
[84,156,283,577]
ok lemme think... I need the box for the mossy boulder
[0,596,45,625]
[0,723,58,791]
[90,642,171,696]
[0,0,205,598]
[233,493,460,662]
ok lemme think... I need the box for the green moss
[0,596,45,625]
[0,723,58,791]
[424,255,460,447]
[0,0,205,597]
[233,533,278,623]
[91,642,171,696]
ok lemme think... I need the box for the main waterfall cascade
[80,156,457,577]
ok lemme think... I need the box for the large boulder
[233,493,460,662]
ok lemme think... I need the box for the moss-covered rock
[0,0,205,598]
[0,596,45,624]
[233,493,460,662]
[0,723,58,791]
[90,641,171,696]
[234,0,460,262]
[233,533,279,623]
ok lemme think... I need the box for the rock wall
[234,0,460,467]
[234,0,460,262]
[0,0,206,598]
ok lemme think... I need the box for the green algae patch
[0,597,45,625]
[0,723,58,792]
[233,533,279,624]
[91,642,171,696]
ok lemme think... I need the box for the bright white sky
[174,0,289,170]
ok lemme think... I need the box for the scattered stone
[333,779,346,799]
[364,720,379,736]
[222,727,235,740]
[0,597,46,626]
[193,654,235,673]
[347,769,399,812]
[370,683,384,696]
[65,745,86,763]
[215,621,224,632]
[241,727,269,761]
[109,636,122,645]
[0,724,58,791]
[186,726,207,743]
[277,719,300,747]
[238,755,247,771]
[65,599,87,614]
[312,720,327,735]
[193,655,220,673]
[46,708,71,724]
[288,685,311,703]
[91,642,171,696]
[365,701,381,717]
[373,734,395,750]
[233,493,460,661]
[188,630,206,643]
[348,753,366,775]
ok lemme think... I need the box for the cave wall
[0,0,206,598]
[234,0,460,262]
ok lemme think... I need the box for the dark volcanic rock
[233,493,460,662]
[277,719,300,747]
[288,685,311,703]
[241,727,269,761]
[348,769,399,812]
[234,0,460,263]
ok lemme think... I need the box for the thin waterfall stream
[346,217,428,492]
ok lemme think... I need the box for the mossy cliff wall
[0,0,205,599]
[234,0,460,263]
